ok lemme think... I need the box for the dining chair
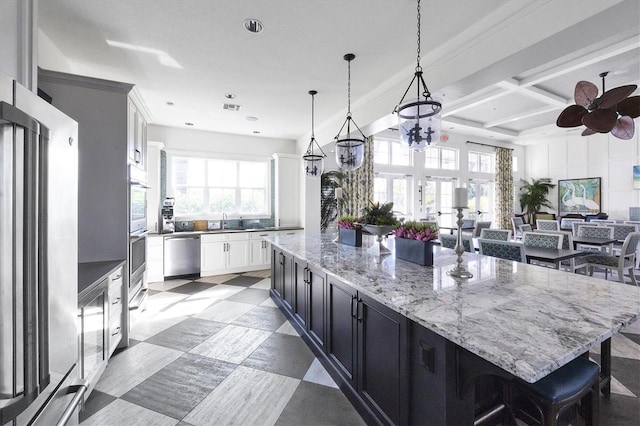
[585,231,640,286]
[519,224,533,233]
[536,219,559,231]
[522,232,563,249]
[560,217,584,231]
[630,207,640,221]
[479,229,512,241]
[572,221,592,237]
[511,217,524,240]
[588,219,616,225]
[477,239,526,262]
[471,221,492,238]
[439,234,473,252]
[577,225,615,253]
[623,221,640,268]
[532,230,589,273]
[460,219,476,235]
[609,224,637,254]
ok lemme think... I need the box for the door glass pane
[373,177,387,204]
[392,179,407,214]
[439,181,454,227]
[423,181,436,216]
[468,184,478,213]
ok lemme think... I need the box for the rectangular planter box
[339,228,362,247]
[395,238,434,266]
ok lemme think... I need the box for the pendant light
[393,0,442,151]
[335,53,366,171]
[302,90,326,178]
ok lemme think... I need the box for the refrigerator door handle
[55,384,87,426]
[0,101,40,132]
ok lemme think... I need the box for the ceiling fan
[556,71,639,139]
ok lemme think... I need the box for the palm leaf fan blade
[598,84,637,109]
[611,116,635,140]
[617,96,640,118]
[582,108,617,133]
[574,81,598,107]
[556,104,587,127]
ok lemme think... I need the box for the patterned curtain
[343,135,374,219]
[495,147,513,230]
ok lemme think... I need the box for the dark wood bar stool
[510,357,600,425]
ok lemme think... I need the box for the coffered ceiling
[38,0,639,146]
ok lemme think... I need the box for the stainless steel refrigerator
[0,70,84,425]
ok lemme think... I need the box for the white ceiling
[38,0,640,147]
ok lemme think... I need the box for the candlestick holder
[447,207,473,279]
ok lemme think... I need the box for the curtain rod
[466,140,513,151]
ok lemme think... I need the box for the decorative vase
[395,237,434,266]
[339,228,362,247]
[363,224,395,255]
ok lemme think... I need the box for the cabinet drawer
[277,230,303,236]
[108,314,123,355]
[227,232,249,241]
[202,233,227,243]
[250,231,275,240]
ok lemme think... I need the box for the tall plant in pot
[519,178,556,225]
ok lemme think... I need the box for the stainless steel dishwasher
[164,234,201,277]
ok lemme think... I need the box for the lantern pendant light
[335,53,366,172]
[393,0,442,151]
[302,90,326,179]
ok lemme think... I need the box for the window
[373,175,411,218]
[468,151,495,173]
[374,138,411,166]
[424,147,458,170]
[171,156,270,216]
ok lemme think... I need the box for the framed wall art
[558,177,601,216]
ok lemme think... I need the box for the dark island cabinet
[327,276,408,425]
[293,259,326,349]
[271,248,294,310]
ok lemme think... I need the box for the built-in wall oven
[129,165,149,311]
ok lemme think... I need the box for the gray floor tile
[145,317,227,351]
[194,300,255,323]
[225,288,270,304]
[242,333,315,379]
[232,305,287,332]
[302,358,339,389]
[222,275,264,287]
[189,324,272,364]
[275,381,367,426]
[79,390,117,423]
[600,394,640,426]
[121,353,236,420]
[169,281,217,295]
[80,398,177,426]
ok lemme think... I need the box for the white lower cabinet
[201,233,251,276]
[250,231,275,266]
[146,235,164,282]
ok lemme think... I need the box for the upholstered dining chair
[480,229,512,241]
[572,221,592,237]
[439,234,473,252]
[630,207,640,221]
[536,230,589,273]
[519,224,533,233]
[560,217,584,231]
[585,231,640,286]
[577,225,614,253]
[536,219,560,231]
[477,239,526,262]
[522,232,563,250]
[460,219,476,235]
[471,221,492,238]
[588,219,616,225]
[609,224,637,255]
[511,217,524,240]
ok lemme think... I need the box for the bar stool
[510,357,600,426]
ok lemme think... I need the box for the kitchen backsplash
[174,218,275,232]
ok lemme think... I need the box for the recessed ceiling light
[166,101,174,106]
[185,122,194,126]
[246,116,258,121]
[224,93,236,99]
[244,19,263,34]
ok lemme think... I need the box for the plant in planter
[393,221,439,266]
[338,215,363,246]
[519,178,556,225]
[360,201,399,254]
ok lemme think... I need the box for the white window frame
[468,150,495,173]
[167,153,272,219]
[374,137,412,166]
[424,146,459,170]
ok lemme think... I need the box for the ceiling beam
[495,79,568,107]
[444,116,518,137]
[484,105,560,128]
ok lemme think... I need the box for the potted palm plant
[519,178,556,225]
[320,170,346,232]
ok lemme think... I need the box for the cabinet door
[127,99,137,164]
[357,292,408,426]
[326,276,357,384]
[281,251,294,310]
[201,241,226,272]
[307,265,326,349]
[293,259,307,326]
[227,239,249,269]
[261,241,271,265]
[272,249,284,298]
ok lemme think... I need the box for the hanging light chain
[347,57,352,116]
[311,91,316,138]
[416,0,421,70]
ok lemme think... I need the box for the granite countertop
[78,259,126,300]
[150,226,303,237]
[266,233,640,383]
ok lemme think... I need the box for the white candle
[335,187,343,199]
[453,187,468,208]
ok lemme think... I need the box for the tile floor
[80,270,640,426]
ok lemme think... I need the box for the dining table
[571,236,617,251]
[523,246,589,269]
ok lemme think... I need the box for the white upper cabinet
[273,153,301,227]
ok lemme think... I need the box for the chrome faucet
[221,212,227,229]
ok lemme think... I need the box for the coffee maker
[161,197,175,233]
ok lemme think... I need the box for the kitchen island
[267,233,640,425]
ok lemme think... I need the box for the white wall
[524,131,640,219]
[37,28,72,73]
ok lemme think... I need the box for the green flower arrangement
[360,201,399,226]
[338,215,362,230]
